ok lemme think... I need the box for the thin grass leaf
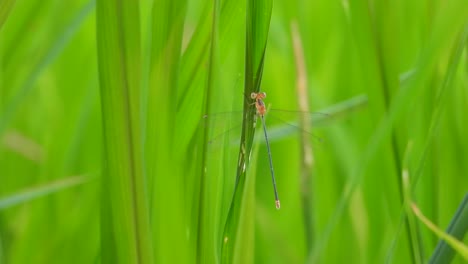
[176,0,246,157]
[0,175,90,210]
[291,20,315,250]
[196,1,228,262]
[412,202,468,261]
[96,0,153,262]
[233,143,259,264]
[222,0,272,262]
[146,0,189,263]
[0,0,94,136]
[385,21,468,263]
[409,23,468,192]
[401,144,424,264]
[308,1,467,262]
[429,194,468,263]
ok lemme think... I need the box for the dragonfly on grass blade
[202,91,363,210]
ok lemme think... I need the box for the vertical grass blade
[0,1,94,135]
[309,1,467,262]
[401,143,424,264]
[221,0,272,262]
[96,0,153,263]
[197,0,219,263]
[146,0,189,263]
[291,20,315,250]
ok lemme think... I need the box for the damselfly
[251,91,281,209]
[203,92,366,209]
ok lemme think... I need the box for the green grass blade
[96,0,153,262]
[0,0,94,136]
[222,0,272,262]
[410,24,468,191]
[386,21,468,263]
[233,143,259,264]
[308,1,468,262]
[429,194,468,263]
[196,0,219,262]
[146,0,189,263]
[401,144,424,264]
[0,176,90,210]
[412,202,468,261]
[176,0,246,155]
[2,0,467,263]
[0,0,15,29]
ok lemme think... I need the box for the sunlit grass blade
[96,0,153,263]
[412,202,468,262]
[402,158,468,263]
[429,194,468,263]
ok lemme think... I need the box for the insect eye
[260,92,266,98]
[250,92,257,99]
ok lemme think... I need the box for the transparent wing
[201,111,244,149]
[202,109,327,148]
[201,93,368,147]
[263,94,368,142]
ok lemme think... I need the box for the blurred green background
[0,0,467,263]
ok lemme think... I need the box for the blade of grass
[176,0,247,158]
[308,1,467,262]
[0,0,94,136]
[146,0,188,263]
[197,0,220,262]
[96,0,153,262]
[233,143,260,264]
[429,194,468,263]
[385,21,468,263]
[401,142,424,264]
[373,2,418,262]
[221,0,273,262]
[412,202,468,261]
[0,175,90,210]
[194,0,249,261]
[291,20,315,250]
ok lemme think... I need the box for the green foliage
[96,0,154,262]
[0,0,15,29]
[0,0,467,263]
